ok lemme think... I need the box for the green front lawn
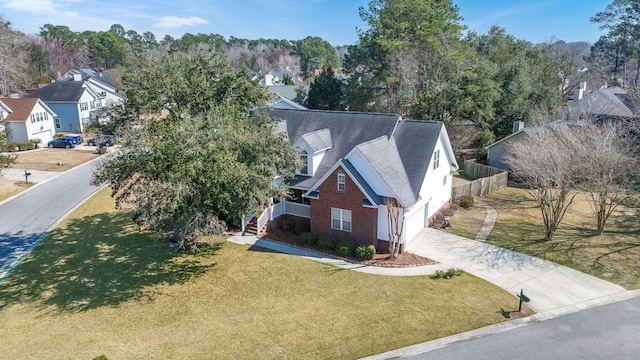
[0,188,520,359]
[448,187,640,289]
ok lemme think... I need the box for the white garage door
[404,203,427,243]
[32,130,53,145]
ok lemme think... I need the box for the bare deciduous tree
[385,197,405,259]
[506,125,580,241]
[507,119,640,239]
[0,20,31,95]
[571,120,640,234]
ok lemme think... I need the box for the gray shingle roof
[268,109,444,208]
[354,136,416,207]
[268,109,400,190]
[25,81,86,102]
[300,128,332,152]
[392,120,443,202]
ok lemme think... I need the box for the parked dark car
[60,136,79,145]
[66,134,83,144]
[87,135,116,147]
[48,138,76,148]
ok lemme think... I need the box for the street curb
[361,289,640,359]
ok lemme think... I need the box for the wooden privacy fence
[451,159,508,200]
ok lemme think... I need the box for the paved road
[402,295,640,360]
[0,159,102,281]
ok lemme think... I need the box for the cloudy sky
[0,0,612,45]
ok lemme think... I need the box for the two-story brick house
[249,109,458,252]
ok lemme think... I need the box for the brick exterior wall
[309,165,379,248]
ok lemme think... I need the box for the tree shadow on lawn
[0,212,219,313]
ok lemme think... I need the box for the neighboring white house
[84,77,126,106]
[0,98,57,144]
[270,92,307,110]
[25,80,105,133]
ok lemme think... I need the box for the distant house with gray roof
[249,109,458,252]
[25,80,105,133]
[564,86,639,121]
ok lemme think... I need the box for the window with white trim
[300,151,309,175]
[31,112,46,123]
[433,150,440,170]
[55,118,60,129]
[331,208,352,232]
[80,102,88,111]
[337,171,345,192]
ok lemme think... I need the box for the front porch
[242,199,310,236]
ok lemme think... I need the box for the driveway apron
[407,228,626,312]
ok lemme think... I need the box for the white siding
[417,131,454,224]
[404,203,426,242]
[377,206,389,241]
[311,150,326,175]
[25,102,55,144]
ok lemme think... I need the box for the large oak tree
[92,50,299,249]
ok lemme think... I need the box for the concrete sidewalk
[230,228,627,313]
[407,228,626,312]
[228,233,452,276]
[1,168,61,183]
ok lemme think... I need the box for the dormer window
[337,171,345,192]
[300,151,309,175]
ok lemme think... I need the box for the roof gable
[268,108,400,190]
[351,136,416,207]
[392,120,447,200]
[1,98,42,121]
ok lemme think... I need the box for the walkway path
[474,200,496,242]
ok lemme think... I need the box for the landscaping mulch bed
[263,229,437,268]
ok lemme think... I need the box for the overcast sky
[0,0,612,45]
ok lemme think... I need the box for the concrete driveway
[407,228,626,312]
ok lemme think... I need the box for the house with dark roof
[249,109,458,252]
[564,86,639,121]
[0,98,56,145]
[25,81,104,133]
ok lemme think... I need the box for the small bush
[281,218,294,233]
[432,268,463,280]
[317,235,335,251]
[293,221,307,235]
[335,240,356,257]
[459,196,474,208]
[299,232,316,246]
[354,244,376,260]
[54,133,64,138]
[14,142,36,151]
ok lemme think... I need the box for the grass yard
[0,179,29,202]
[13,148,101,171]
[446,205,487,239]
[452,170,472,187]
[449,187,640,289]
[0,188,520,360]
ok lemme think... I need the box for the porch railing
[284,201,310,218]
